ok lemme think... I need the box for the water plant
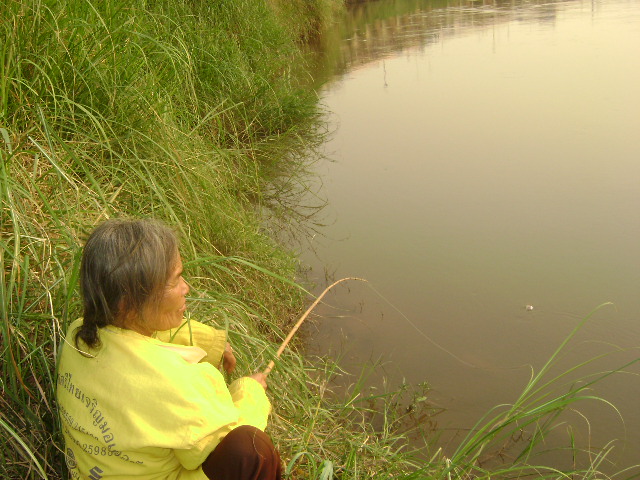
[428,304,640,479]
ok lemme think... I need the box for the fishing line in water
[265,276,533,374]
[362,281,480,369]
[364,281,534,372]
[264,276,480,374]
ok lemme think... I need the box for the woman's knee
[202,426,281,480]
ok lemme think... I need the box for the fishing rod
[263,277,367,376]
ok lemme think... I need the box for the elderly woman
[57,218,281,480]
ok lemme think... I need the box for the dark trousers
[202,425,282,480]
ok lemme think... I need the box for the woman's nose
[182,278,190,296]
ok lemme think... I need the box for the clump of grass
[270,0,343,42]
[1,0,335,477]
[390,304,640,480]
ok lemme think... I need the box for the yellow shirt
[57,319,271,480]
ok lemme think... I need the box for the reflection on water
[301,0,640,473]
[309,0,583,85]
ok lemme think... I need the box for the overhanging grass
[434,304,640,479]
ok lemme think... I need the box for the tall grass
[0,0,334,477]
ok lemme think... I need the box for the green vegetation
[0,0,338,477]
[1,0,638,479]
[424,304,639,479]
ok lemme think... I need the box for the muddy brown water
[298,0,640,471]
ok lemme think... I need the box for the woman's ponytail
[74,320,100,351]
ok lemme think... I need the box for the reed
[427,305,639,479]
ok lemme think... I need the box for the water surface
[300,0,640,470]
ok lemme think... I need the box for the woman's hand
[222,342,236,374]
[249,372,268,390]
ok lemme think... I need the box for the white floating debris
[525,305,534,311]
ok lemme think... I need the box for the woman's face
[135,253,190,335]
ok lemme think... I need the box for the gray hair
[76,218,179,349]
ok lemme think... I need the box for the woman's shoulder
[65,318,84,335]
[59,321,227,410]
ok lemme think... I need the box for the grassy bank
[0,0,346,477]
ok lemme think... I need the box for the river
[298,0,640,472]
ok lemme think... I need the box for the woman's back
[58,319,247,479]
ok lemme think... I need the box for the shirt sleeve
[171,364,238,470]
[172,372,271,470]
[155,320,227,368]
[228,377,272,431]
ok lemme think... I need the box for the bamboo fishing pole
[263,277,367,376]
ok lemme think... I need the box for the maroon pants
[202,425,282,480]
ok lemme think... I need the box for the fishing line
[263,276,477,374]
[264,276,533,374]
[362,281,480,369]
[364,281,536,372]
